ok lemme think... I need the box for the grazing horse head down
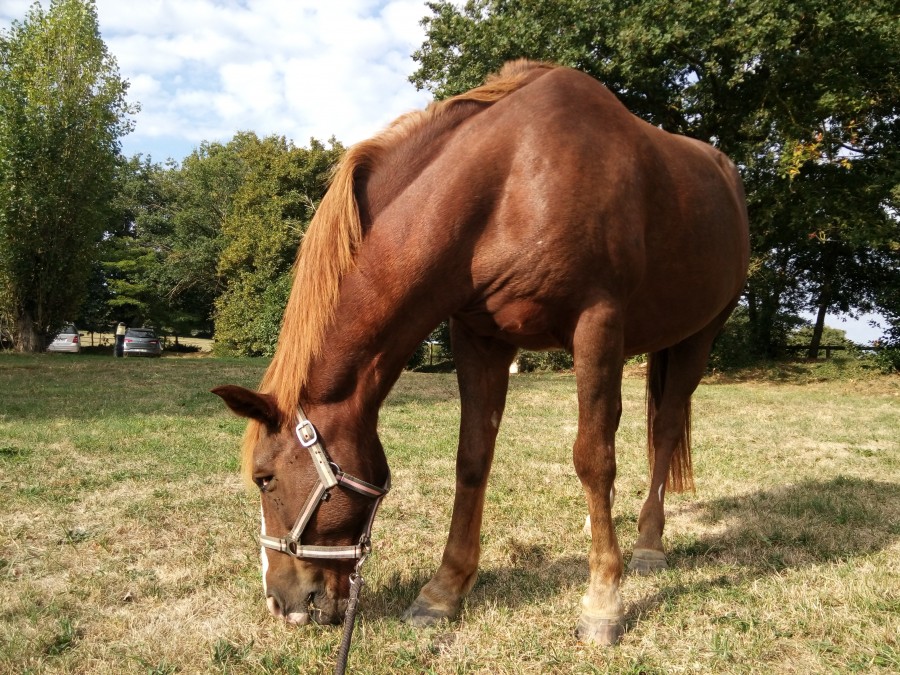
[214,59,749,644]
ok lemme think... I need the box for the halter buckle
[295,419,318,447]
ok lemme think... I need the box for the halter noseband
[259,408,390,561]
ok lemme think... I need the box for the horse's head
[212,385,389,626]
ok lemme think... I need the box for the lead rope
[334,570,365,675]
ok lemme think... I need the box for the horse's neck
[304,272,448,413]
[361,100,488,217]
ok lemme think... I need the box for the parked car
[47,325,81,353]
[123,327,163,357]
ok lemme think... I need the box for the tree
[83,154,166,331]
[411,0,900,356]
[145,142,247,333]
[101,151,221,335]
[213,134,345,355]
[0,0,135,351]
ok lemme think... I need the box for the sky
[0,1,889,344]
[1,0,435,162]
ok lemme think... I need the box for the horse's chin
[309,594,348,626]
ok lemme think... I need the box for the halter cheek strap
[259,408,390,561]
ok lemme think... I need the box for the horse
[213,59,749,646]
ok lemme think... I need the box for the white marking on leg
[657,484,664,502]
[260,506,269,595]
[610,485,616,508]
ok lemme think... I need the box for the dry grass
[0,354,897,674]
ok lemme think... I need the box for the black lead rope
[334,572,365,675]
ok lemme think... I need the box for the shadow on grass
[618,475,900,631]
[670,475,900,568]
[365,477,900,629]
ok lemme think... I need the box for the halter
[259,408,390,562]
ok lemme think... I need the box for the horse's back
[447,66,749,353]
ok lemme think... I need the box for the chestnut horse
[214,60,749,645]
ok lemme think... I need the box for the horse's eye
[254,475,274,492]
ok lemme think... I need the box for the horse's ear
[211,385,281,428]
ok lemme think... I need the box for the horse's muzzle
[266,594,310,625]
[309,592,347,625]
[266,591,347,626]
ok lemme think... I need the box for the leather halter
[259,408,390,561]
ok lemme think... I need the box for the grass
[0,352,897,674]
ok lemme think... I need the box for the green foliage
[0,0,135,350]
[517,349,574,372]
[787,323,852,348]
[156,137,254,326]
[872,346,900,374]
[80,134,344,349]
[872,277,900,372]
[408,321,453,369]
[212,134,345,355]
[213,271,292,356]
[708,305,806,370]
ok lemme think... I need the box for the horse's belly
[457,297,572,351]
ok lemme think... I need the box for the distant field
[0,354,897,674]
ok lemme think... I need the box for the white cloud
[2,1,434,160]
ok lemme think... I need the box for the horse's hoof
[401,596,456,627]
[575,614,624,646]
[628,548,668,575]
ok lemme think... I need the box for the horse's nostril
[267,593,311,625]
[266,594,283,618]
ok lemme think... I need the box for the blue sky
[1,1,888,344]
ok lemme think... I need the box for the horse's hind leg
[630,309,734,574]
[571,306,627,645]
[403,319,517,627]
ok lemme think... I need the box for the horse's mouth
[267,592,346,626]
[309,592,347,625]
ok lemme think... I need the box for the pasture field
[0,353,898,674]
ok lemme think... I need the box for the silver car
[47,324,81,353]
[123,327,163,357]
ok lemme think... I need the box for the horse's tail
[646,349,695,493]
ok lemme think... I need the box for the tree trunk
[807,301,828,360]
[15,313,41,353]
[808,247,837,360]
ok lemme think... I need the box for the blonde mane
[241,60,557,478]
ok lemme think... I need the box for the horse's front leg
[572,307,626,645]
[403,320,517,626]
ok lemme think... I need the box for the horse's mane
[241,60,556,477]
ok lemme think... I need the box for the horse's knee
[573,444,616,489]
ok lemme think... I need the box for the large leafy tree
[0,0,135,351]
[106,144,244,337]
[147,141,249,332]
[213,134,345,356]
[81,134,344,350]
[80,154,167,331]
[411,0,900,354]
